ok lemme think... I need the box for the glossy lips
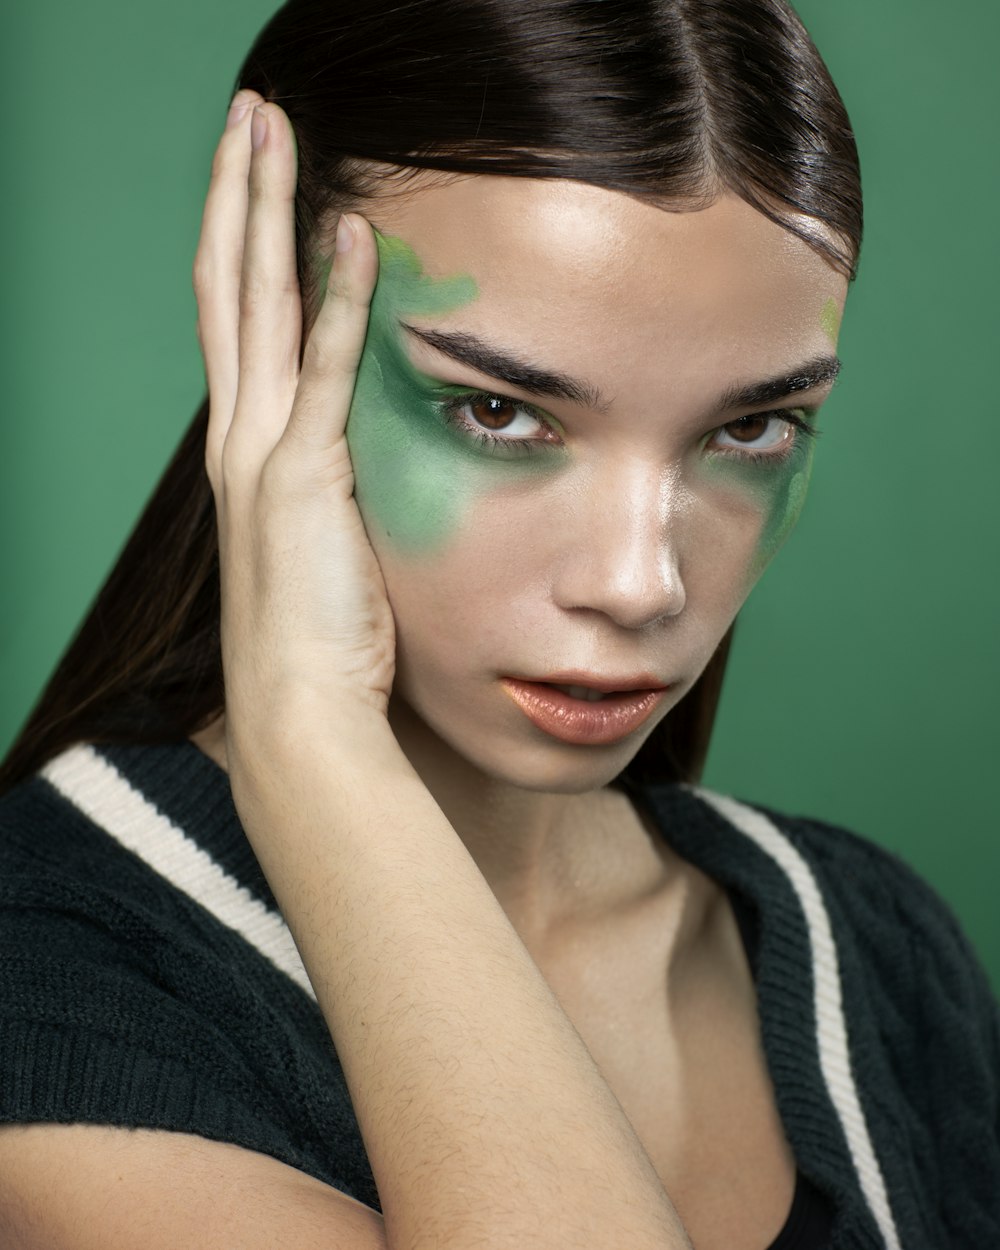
[500,678,671,746]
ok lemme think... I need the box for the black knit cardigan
[0,740,997,1248]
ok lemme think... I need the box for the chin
[390,688,659,795]
[471,736,648,794]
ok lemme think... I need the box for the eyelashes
[435,388,820,464]
[709,409,819,466]
[435,390,556,458]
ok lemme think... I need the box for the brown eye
[711,412,795,454]
[725,414,773,443]
[444,392,561,449]
[467,395,521,430]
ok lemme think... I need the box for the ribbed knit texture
[0,741,997,1247]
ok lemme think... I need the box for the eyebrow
[716,356,842,410]
[402,324,610,412]
[403,323,841,414]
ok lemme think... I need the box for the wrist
[224,684,412,797]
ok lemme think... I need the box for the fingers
[193,89,262,485]
[287,213,380,455]
[233,104,303,454]
[194,88,378,506]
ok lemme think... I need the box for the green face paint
[699,425,817,581]
[326,230,818,571]
[699,296,835,577]
[342,232,566,554]
[820,297,842,346]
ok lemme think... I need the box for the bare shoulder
[0,1124,386,1250]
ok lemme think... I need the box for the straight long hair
[0,0,861,794]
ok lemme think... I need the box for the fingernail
[251,106,268,151]
[226,91,253,130]
[336,215,355,254]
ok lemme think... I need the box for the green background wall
[3,2,997,991]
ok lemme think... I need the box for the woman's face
[344,179,846,792]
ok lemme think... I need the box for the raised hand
[186,92,691,1250]
[192,91,394,779]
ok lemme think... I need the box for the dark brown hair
[0,0,861,794]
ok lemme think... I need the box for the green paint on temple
[820,297,842,345]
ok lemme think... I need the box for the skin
[311,180,846,913]
[345,234,564,552]
[698,427,816,581]
[195,169,847,929]
[314,209,841,1245]
[0,103,853,1250]
[343,229,821,575]
[821,295,843,345]
[299,181,847,1239]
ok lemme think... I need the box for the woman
[0,1,996,1247]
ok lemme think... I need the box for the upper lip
[508,671,671,694]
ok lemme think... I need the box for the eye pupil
[471,396,517,429]
[728,414,770,442]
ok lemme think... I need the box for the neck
[190,702,686,943]
[385,696,682,941]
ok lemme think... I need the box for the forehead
[368,177,846,394]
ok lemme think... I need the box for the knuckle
[192,255,211,297]
[258,447,297,504]
[219,442,262,506]
[209,144,232,184]
[238,268,268,316]
[209,131,244,182]
[246,166,265,206]
[247,172,295,213]
[305,333,353,382]
[325,274,351,306]
[195,253,243,306]
[327,264,375,318]
[272,272,303,303]
[204,454,223,502]
[219,440,242,491]
[238,268,301,321]
[306,308,368,379]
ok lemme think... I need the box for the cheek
[346,351,469,551]
[696,440,816,584]
[370,486,558,681]
[344,229,486,552]
[346,347,565,556]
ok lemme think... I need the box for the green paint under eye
[700,428,817,581]
[343,232,564,553]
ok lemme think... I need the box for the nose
[550,462,687,631]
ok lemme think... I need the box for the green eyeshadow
[344,231,564,553]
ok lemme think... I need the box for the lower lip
[500,679,671,746]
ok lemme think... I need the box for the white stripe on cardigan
[41,743,903,1247]
[42,744,315,999]
[691,785,902,1250]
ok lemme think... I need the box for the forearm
[230,712,691,1250]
